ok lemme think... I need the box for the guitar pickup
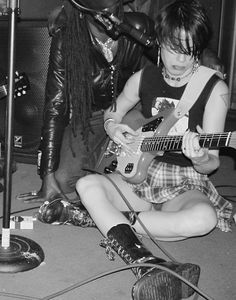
[124,163,134,174]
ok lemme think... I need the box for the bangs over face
[164,29,195,57]
[155,0,212,58]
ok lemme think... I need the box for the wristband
[104,118,115,132]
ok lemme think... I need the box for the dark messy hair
[63,3,93,142]
[155,0,212,59]
[63,1,123,143]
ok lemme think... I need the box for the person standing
[16,0,158,203]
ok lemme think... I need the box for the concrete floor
[0,121,235,299]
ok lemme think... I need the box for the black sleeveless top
[139,65,220,166]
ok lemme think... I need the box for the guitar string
[122,135,234,146]
[115,134,235,145]
[127,133,233,140]
[114,133,235,154]
[115,133,234,143]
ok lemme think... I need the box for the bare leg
[76,173,152,235]
[77,174,217,240]
[133,190,217,241]
[76,174,201,300]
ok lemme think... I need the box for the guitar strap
[95,66,222,172]
[174,65,222,119]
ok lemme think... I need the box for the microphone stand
[0,0,44,273]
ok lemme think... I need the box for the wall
[218,0,236,109]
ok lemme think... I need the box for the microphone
[107,13,155,47]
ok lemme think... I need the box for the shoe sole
[132,263,200,300]
[176,263,200,298]
[132,270,181,300]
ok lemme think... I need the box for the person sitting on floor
[36,1,233,299]
[17,0,224,205]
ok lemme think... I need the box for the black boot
[37,202,135,227]
[37,198,96,227]
[101,224,200,300]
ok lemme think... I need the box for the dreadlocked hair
[63,6,94,143]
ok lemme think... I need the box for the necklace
[95,37,115,63]
[162,63,199,82]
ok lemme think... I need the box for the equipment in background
[0,71,30,100]
[0,26,51,164]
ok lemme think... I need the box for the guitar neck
[141,132,232,152]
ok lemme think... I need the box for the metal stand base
[0,234,44,273]
[0,1,45,274]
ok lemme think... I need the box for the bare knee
[186,202,217,236]
[76,174,102,204]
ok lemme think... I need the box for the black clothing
[139,65,220,166]
[39,8,157,179]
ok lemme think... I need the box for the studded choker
[162,64,198,82]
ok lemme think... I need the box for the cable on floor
[0,171,224,300]
[0,291,40,299]
[0,263,214,300]
[40,263,214,300]
[82,168,216,300]
[84,168,180,262]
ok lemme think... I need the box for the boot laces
[70,209,95,227]
[100,238,134,263]
[100,238,157,278]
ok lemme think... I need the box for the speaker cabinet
[20,0,63,21]
[0,25,52,164]
[0,0,62,21]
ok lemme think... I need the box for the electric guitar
[0,71,30,100]
[97,109,236,184]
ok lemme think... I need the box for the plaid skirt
[131,160,233,232]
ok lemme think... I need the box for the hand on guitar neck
[97,109,236,184]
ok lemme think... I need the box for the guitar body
[96,108,177,184]
[116,138,155,184]
[96,108,236,183]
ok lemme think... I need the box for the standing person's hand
[16,173,68,203]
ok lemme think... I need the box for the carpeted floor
[0,112,235,300]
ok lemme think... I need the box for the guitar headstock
[14,71,30,98]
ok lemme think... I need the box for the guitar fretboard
[141,132,232,152]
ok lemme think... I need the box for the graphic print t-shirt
[139,65,207,166]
